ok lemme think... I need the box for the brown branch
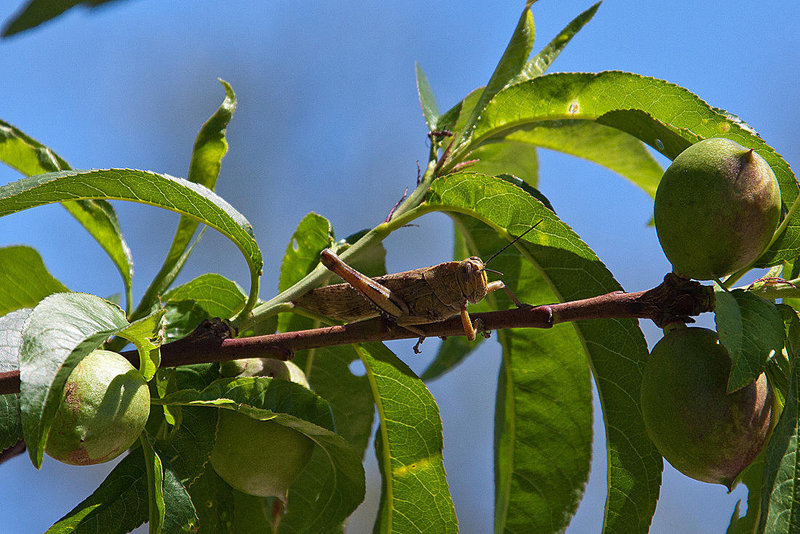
[0,274,713,397]
[0,273,713,466]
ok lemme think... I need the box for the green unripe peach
[654,137,781,280]
[211,359,314,501]
[45,349,150,466]
[640,327,773,489]
[219,357,310,388]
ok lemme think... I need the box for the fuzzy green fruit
[219,357,310,388]
[45,349,150,466]
[211,360,314,501]
[654,137,781,280]
[641,327,773,489]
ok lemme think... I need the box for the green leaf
[456,1,535,147]
[141,434,167,534]
[357,342,458,534]
[464,71,799,266]
[449,215,594,533]
[2,0,120,36]
[0,309,30,449]
[20,292,130,467]
[726,452,764,534]
[0,393,21,452]
[133,80,238,321]
[46,449,150,534]
[714,287,784,392]
[119,310,166,380]
[188,467,277,534]
[162,273,247,341]
[278,213,333,292]
[424,172,661,533]
[156,377,365,531]
[0,120,133,309]
[759,357,800,533]
[295,345,375,459]
[416,62,439,130]
[469,141,540,188]
[276,214,376,458]
[515,1,602,81]
[0,168,263,322]
[155,405,217,486]
[0,246,68,318]
[46,446,196,534]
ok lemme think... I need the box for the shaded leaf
[141,433,166,533]
[726,453,764,534]
[46,450,149,533]
[714,287,784,392]
[0,246,68,318]
[424,172,661,533]
[0,308,31,451]
[3,0,121,37]
[156,377,365,532]
[759,358,800,533]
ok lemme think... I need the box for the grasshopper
[292,223,539,341]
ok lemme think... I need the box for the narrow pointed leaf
[134,80,237,321]
[465,71,799,265]
[358,342,458,533]
[0,120,133,308]
[0,168,263,321]
[416,62,439,130]
[456,1,535,146]
[516,1,602,81]
[424,172,661,533]
[141,434,167,534]
[0,245,68,318]
[759,358,800,533]
[3,0,120,37]
[714,287,784,391]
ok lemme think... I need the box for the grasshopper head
[457,257,489,304]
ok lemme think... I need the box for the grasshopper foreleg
[486,280,526,308]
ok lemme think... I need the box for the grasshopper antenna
[483,219,543,266]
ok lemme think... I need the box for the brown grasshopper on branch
[292,223,540,342]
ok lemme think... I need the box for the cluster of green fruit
[46,350,314,502]
[645,138,781,487]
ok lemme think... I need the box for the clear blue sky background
[1,1,798,532]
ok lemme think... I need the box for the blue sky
[1,1,798,532]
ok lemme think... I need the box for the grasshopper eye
[457,258,489,303]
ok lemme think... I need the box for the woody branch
[0,273,713,397]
